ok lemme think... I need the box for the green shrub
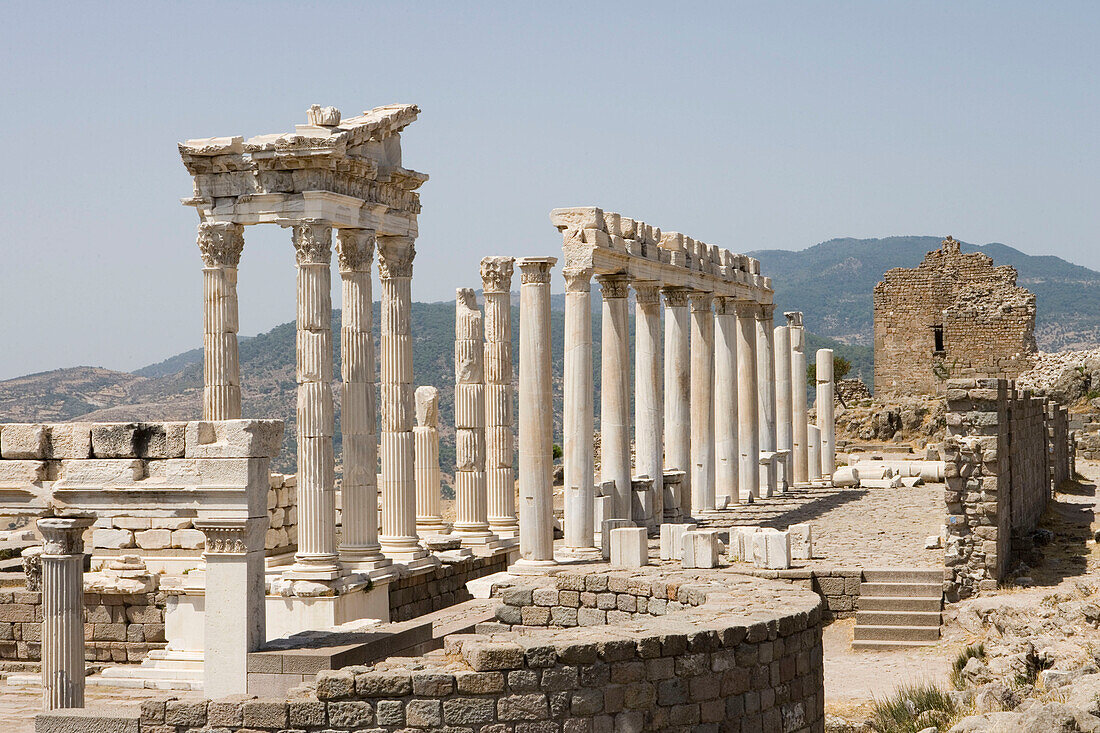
[949,642,986,690]
[871,682,957,732]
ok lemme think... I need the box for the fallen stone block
[832,466,860,487]
[594,496,614,531]
[600,518,632,560]
[681,530,719,569]
[900,476,923,487]
[789,523,813,560]
[752,529,791,570]
[659,523,696,561]
[728,526,761,562]
[860,477,902,489]
[609,527,648,568]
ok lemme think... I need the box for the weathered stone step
[858,596,942,613]
[862,568,943,584]
[855,610,942,627]
[853,624,941,642]
[851,639,940,651]
[859,581,942,598]
[100,665,203,680]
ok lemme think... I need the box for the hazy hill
[750,236,1100,350]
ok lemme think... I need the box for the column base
[416,519,448,536]
[284,554,341,581]
[509,558,561,576]
[555,546,603,562]
[380,536,430,564]
[338,546,393,574]
[488,520,520,539]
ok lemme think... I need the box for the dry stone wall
[874,237,1037,397]
[943,378,1071,600]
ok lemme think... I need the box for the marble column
[194,517,266,696]
[808,424,822,481]
[198,221,245,421]
[596,273,633,521]
[714,297,739,506]
[736,302,760,500]
[481,257,519,539]
[336,228,388,568]
[756,304,777,497]
[377,236,428,562]
[774,323,793,491]
[414,386,445,535]
[562,266,598,557]
[289,220,338,579]
[689,291,715,514]
[787,312,809,484]
[816,348,836,477]
[453,288,494,543]
[38,516,93,710]
[633,282,663,526]
[662,287,691,516]
[513,257,558,573]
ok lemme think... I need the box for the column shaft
[514,257,558,572]
[662,288,691,517]
[597,274,633,521]
[198,222,244,420]
[788,312,809,484]
[736,303,761,500]
[38,517,93,710]
[774,324,793,491]
[690,292,715,514]
[808,424,822,481]
[454,289,493,542]
[414,386,445,534]
[756,305,777,496]
[563,267,597,553]
[634,283,663,527]
[817,348,836,477]
[481,257,519,538]
[714,298,739,505]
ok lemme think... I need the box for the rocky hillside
[751,236,1100,351]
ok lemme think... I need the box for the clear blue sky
[1,2,1097,380]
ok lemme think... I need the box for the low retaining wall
[735,568,862,618]
[388,552,511,622]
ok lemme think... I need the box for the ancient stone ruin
[873,236,1038,396]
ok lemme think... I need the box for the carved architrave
[292,219,332,265]
[377,236,416,279]
[562,267,593,293]
[37,517,93,557]
[517,257,556,284]
[661,286,690,309]
[336,228,376,272]
[688,291,714,312]
[198,221,245,268]
[595,273,632,299]
[480,257,515,294]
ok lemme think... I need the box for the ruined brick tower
[873,236,1037,396]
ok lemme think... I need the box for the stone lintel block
[184,420,284,459]
[550,207,604,232]
[610,527,649,568]
[0,459,48,486]
[0,424,48,459]
[91,423,186,459]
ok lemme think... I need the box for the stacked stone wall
[943,378,1070,600]
[388,553,510,622]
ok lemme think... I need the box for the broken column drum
[817,348,836,477]
[481,256,519,538]
[198,221,245,421]
[453,288,493,543]
[413,386,445,536]
[38,516,94,710]
[634,282,664,525]
[597,273,633,521]
[690,291,716,514]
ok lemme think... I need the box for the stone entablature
[874,236,1038,396]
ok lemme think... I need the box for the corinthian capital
[562,267,593,293]
[516,257,556,284]
[291,219,332,265]
[633,282,661,305]
[688,291,714,312]
[37,517,94,556]
[480,256,515,294]
[595,273,632,299]
[197,221,244,268]
[758,303,776,320]
[661,286,690,308]
[377,236,416,279]
[336,228,376,272]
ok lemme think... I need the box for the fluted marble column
[787,312,809,484]
[414,386,445,535]
[289,220,338,579]
[513,257,558,573]
[454,288,494,544]
[38,516,93,710]
[756,304,777,497]
[736,302,760,500]
[481,257,519,538]
[714,297,739,506]
[562,266,598,557]
[377,236,428,562]
[198,221,244,421]
[597,273,633,521]
[774,323,793,491]
[662,287,691,516]
[634,282,663,526]
[817,348,836,477]
[336,229,388,568]
[690,292,715,514]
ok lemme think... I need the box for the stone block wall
[944,378,1070,600]
[388,553,510,622]
[0,586,165,662]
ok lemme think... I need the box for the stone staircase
[852,568,943,650]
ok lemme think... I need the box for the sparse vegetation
[870,682,958,733]
[950,642,986,690]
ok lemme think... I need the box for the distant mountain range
[750,236,1100,351]
[1,235,1093,476]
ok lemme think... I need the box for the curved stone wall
[138,568,825,733]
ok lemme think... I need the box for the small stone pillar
[194,517,266,696]
[774,324,793,491]
[454,288,494,544]
[634,282,663,527]
[481,257,519,538]
[787,312,809,484]
[816,348,836,477]
[38,516,94,710]
[662,287,692,516]
[198,221,245,421]
[562,266,599,558]
[596,273,633,521]
[289,219,338,579]
[756,305,777,496]
[336,228,388,569]
[689,291,715,514]
[736,302,761,500]
[414,386,445,535]
[377,236,428,562]
[513,257,558,573]
[808,424,822,481]
[714,297,739,506]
